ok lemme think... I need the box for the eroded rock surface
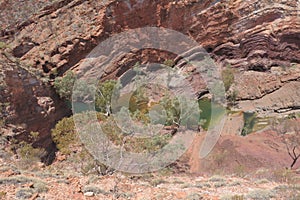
[0,0,299,172]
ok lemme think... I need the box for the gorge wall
[0,0,299,162]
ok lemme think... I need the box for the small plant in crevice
[221,64,235,92]
[163,59,175,67]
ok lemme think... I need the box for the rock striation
[0,0,299,162]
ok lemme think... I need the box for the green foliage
[29,131,39,141]
[135,134,171,152]
[159,95,180,126]
[222,65,235,91]
[18,142,43,160]
[17,142,46,163]
[221,194,244,200]
[99,115,171,153]
[163,59,175,67]
[0,191,6,199]
[286,112,298,119]
[51,116,76,155]
[54,71,76,100]
[51,115,111,175]
[95,80,117,113]
[0,42,7,49]
[194,182,211,188]
[227,90,238,107]
[128,87,151,124]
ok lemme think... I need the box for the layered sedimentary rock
[0,0,299,152]
[1,0,298,74]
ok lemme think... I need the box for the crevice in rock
[274,106,300,114]
[12,40,39,58]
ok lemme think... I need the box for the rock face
[0,55,69,163]
[239,81,300,114]
[0,0,299,165]
[1,0,299,73]
[0,0,299,99]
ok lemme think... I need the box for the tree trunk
[290,157,299,169]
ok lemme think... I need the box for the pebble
[84,192,94,197]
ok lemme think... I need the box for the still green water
[198,98,226,130]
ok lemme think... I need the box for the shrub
[17,142,46,165]
[271,168,293,183]
[128,87,151,124]
[221,194,244,200]
[227,90,238,107]
[246,189,276,200]
[54,71,76,100]
[0,42,7,49]
[211,81,226,100]
[185,193,203,200]
[95,80,117,113]
[0,191,6,199]
[194,182,211,188]
[15,188,34,199]
[222,65,234,91]
[255,179,269,184]
[33,181,48,193]
[99,115,171,153]
[234,165,246,177]
[159,95,180,126]
[209,175,225,182]
[163,59,175,67]
[29,131,39,141]
[0,176,33,185]
[51,116,77,155]
[214,181,226,188]
[228,181,241,186]
[51,115,112,175]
